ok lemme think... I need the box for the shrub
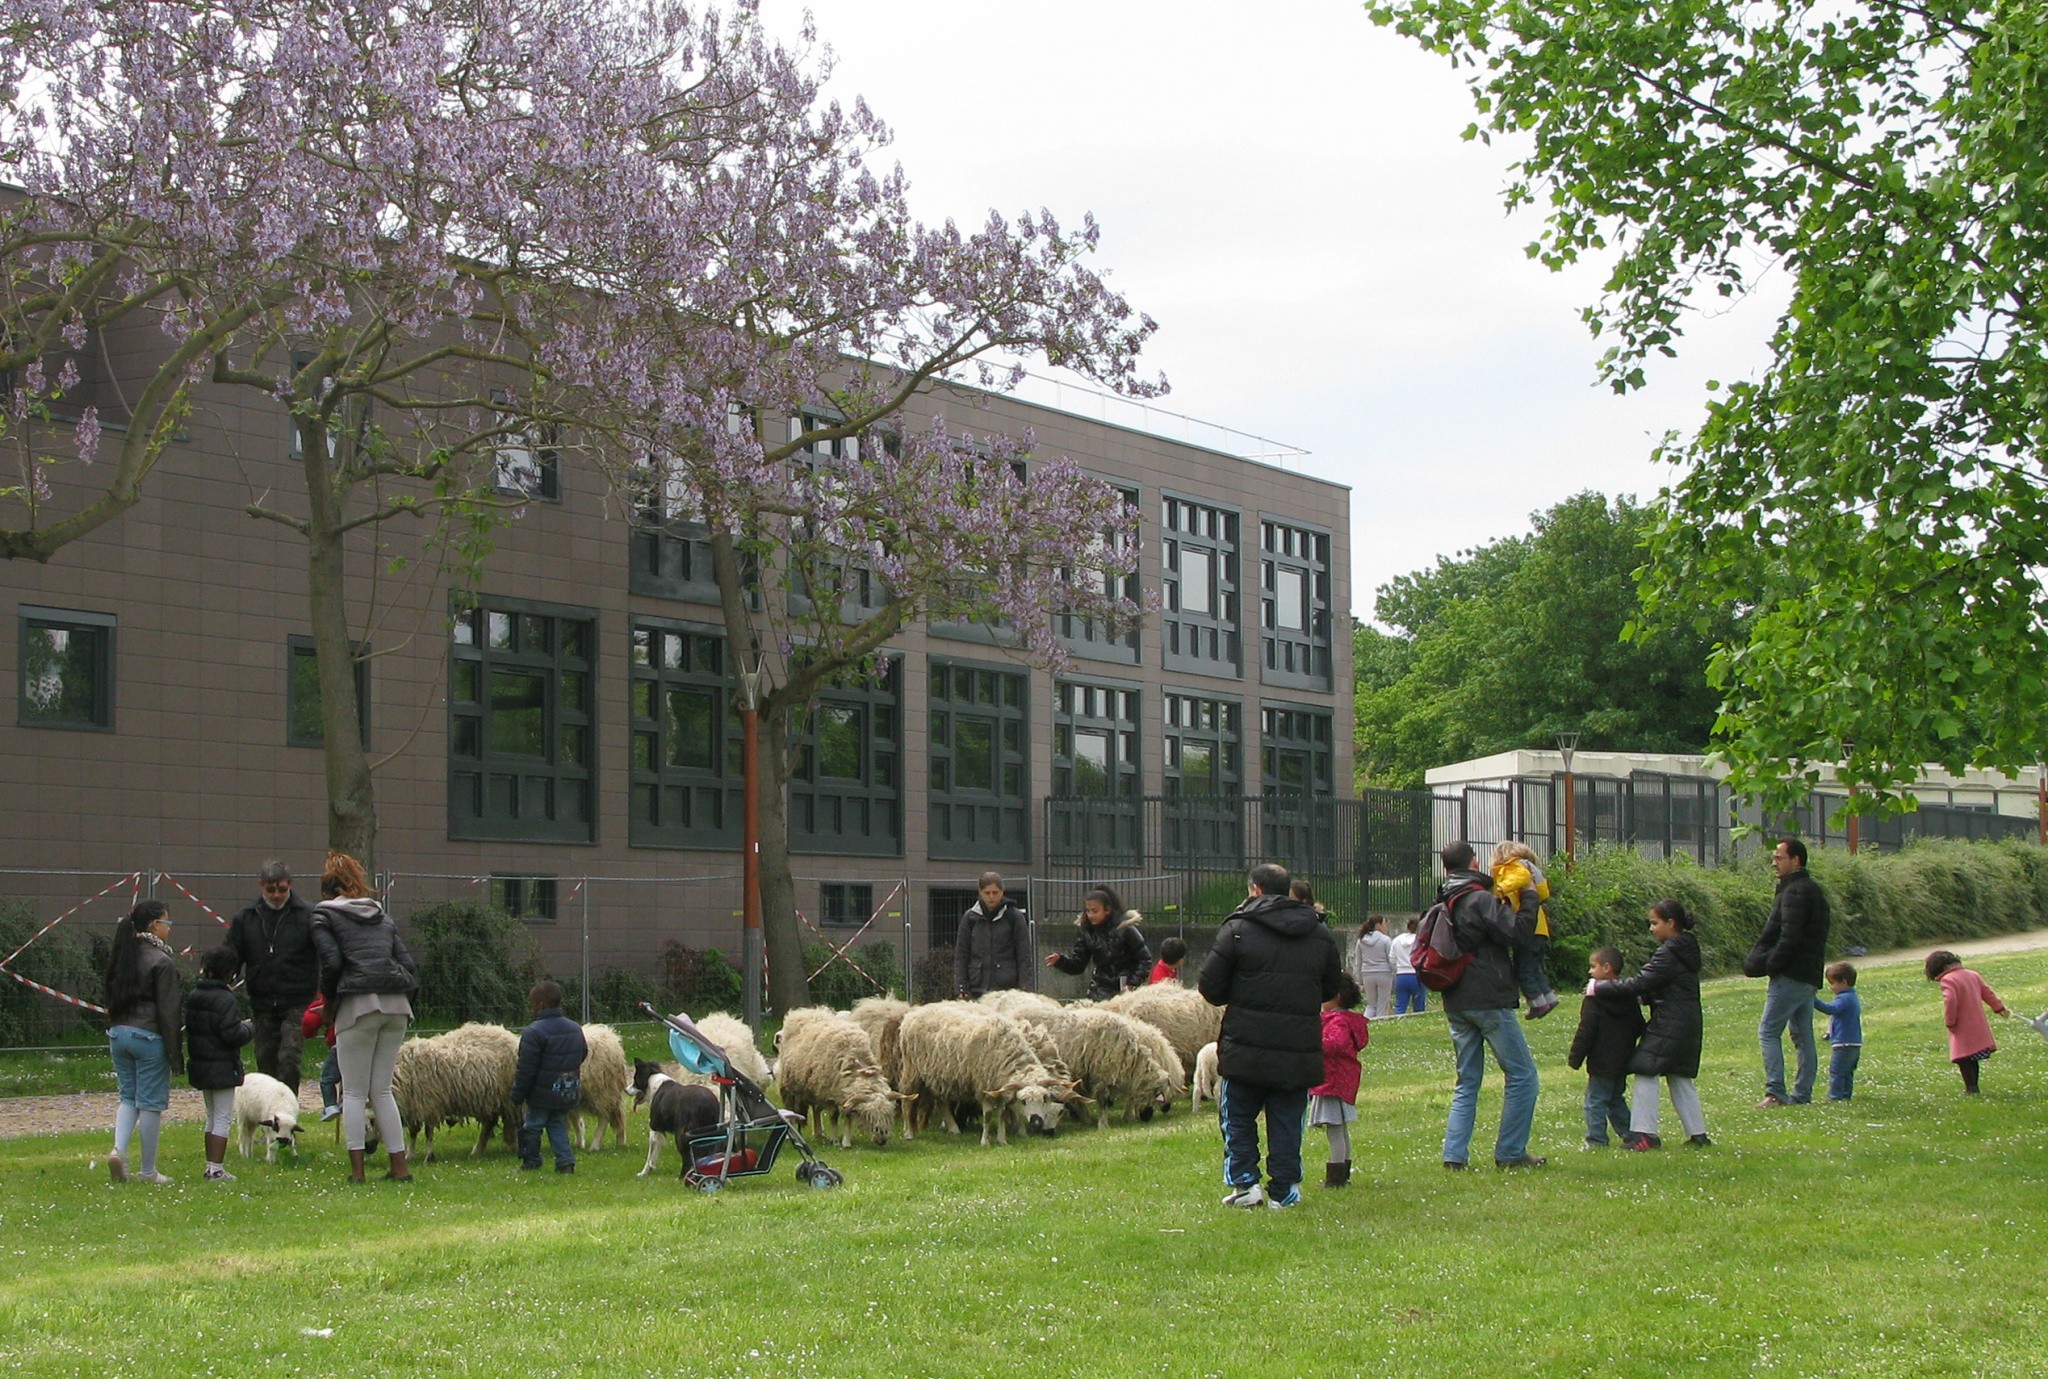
[0,900,105,1047]
[557,964,658,1023]
[803,940,905,1009]
[658,941,743,1016]
[405,900,542,1027]
[913,944,955,1003]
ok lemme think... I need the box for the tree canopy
[1367,0,2048,809]
[1354,492,1732,788]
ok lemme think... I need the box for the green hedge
[1545,837,2048,979]
[0,900,106,1047]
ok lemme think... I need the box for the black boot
[1323,1160,1351,1188]
[518,1126,542,1170]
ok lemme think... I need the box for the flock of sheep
[272,984,1230,1165]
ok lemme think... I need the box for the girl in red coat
[1925,950,2012,1094]
[1308,975,1371,1188]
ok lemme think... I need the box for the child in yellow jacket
[1492,840,1560,1019]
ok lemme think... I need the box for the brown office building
[4,355,1352,990]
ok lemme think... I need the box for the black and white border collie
[629,1059,723,1179]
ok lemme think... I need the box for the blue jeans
[1514,937,1554,1003]
[1583,1073,1631,1145]
[1219,1079,1308,1193]
[109,1026,172,1112]
[1759,977,1819,1103]
[1443,1007,1539,1165]
[319,1046,342,1111]
[1393,973,1427,1015]
[1828,1045,1861,1102]
[521,1107,574,1169]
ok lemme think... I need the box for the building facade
[3,364,1353,981]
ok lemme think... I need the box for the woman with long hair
[103,899,183,1183]
[1044,884,1152,1000]
[310,852,419,1182]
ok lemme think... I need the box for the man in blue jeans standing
[1434,840,1545,1169]
[1198,862,1343,1209]
[1747,838,1833,1107]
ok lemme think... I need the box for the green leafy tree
[1355,493,1731,786]
[1367,0,2048,810]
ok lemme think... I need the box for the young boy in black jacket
[513,980,588,1173]
[1568,947,1645,1148]
[185,946,256,1181]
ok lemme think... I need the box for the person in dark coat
[1594,899,1709,1149]
[1045,885,1152,1001]
[184,946,256,1181]
[1747,837,1832,1107]
[513,979,588,1173]
[225,860,320,1095]
[1568,946,1645,1147]
[1197,862,1343,1209]
[955,872,1034,998]
[1433,841,1544,1170]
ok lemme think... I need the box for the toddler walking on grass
[1813,961,1863,1102]
[1569,946,1644,1148]
[1925,951,2011,1094]
[1308,975,1371,1189]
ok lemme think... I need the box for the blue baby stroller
[638,1003,842,1192]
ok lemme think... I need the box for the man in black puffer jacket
[1747,837,1833,1107]
[225,860,320,1095]
[1197,862,1342,1210]
[513,980,587,1173]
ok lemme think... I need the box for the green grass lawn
[3,953,2045,1377]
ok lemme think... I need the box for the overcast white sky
[765,0,1783,621]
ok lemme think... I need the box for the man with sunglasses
[225,860,320,1094]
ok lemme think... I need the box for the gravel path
[0,1083,328,1141]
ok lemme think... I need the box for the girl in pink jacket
[1924,950,2011,1094]
[1308,975,1371,1189]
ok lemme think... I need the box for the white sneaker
[320,1106,342,1123]
[1222,1183,1266,1208]
[204,1164,236,1182]
[1266,1186,1302,1210]
[134,1171,174,1185]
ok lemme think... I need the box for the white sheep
[1058,1006,1185,1129]
[769,1005,846,1065]
[1103,982,1224,1080]
[1014,1017,1074,1085]
[232,1073,301,1160]
[1191,1041,1221,1111]
[569,1023,630,1151]
[391,1022,522,1161]
[895,1001,1083,1147]
[687,1011,774,1088]
[775,1015,901,1148]
[847,995,908,1070]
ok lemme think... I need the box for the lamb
[1058,1006,1186,1129]
[775,1015,901,1148]
[1103,982,1223,1080]
[569,1023,630,1151]
[688,1011,774,1088]
[232,1072,302,1161]
[1191,1040,1221,1111]
[895,1001,1084,1146]
[391,1021,522,1161]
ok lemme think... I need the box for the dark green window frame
[792,656,902,857]
[1261,703,1334,795]
[492,875,559,922]
[1165,692,1243,797]
[448,598,597,844]
[17,606,115,732]
[285,635,370,749]
[1059,482,1141,665]
[818,882,874,928]
[1162,493,1242,678]
[1259,517,1334,691]
[490,390,560,501]
[927,658,1029,863]
[627,618,741,849]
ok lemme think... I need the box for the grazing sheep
[769,1006,846,1062]
[391,1022,522,1161]
[1192,1041,1221,1111]
[688,1011,774,1088]
[1058,1006,1186,1129]
[569,1023,631,1151]
[232,1073,302,1161]
[977,989,1060,1019]
[1104,982,1223,1080]
[776,1015,900,1148]
[847,995,908,1071]
[895,1001,1084,1146]
[1014,1018,1073,1084]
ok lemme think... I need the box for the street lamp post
[737,660,765,1033]
[1842,739,1859,856]
[2038,762,2046,848]
[1556,732,1580,867]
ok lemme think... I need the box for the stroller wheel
[797,1160,843,1189]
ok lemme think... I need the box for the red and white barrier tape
[155,873,233,928]
[0,871,144,972]
[1,966,108,1015]
[801,880,905,984]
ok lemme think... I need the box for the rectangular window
[18,607,114,731]
[1162,494,1241,678]
[491,875,559,922]
[628,619,740,849]
[1050,677,1142,865]
[491,392,560,500]
[1165,692,1243,798]
[448,599,596,843]
[791,657,902,857]
[1059,483,1141,665]
[285,636,370,748]
[819,882,874,928]
[928,659,1029,862]
[1260,517,1334,691]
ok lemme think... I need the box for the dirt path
[0,1083,328,1141]
[1845,927,2048,969]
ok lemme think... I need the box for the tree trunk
[756,706,809,1015]
[301,426,378,873]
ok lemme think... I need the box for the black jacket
[182,979,254,1091]
[513,1008,587,1110]
[1749,869,1832,988]
[1197,893,1343,1090]
[1599,932,1704,1079]
[225,892,320,1011]
[1568,988,1646,1080]
[955,901,1034,998]
[1437,870,1520,1013]
[1050,911,1152,1001]
[311,898,420,1004]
